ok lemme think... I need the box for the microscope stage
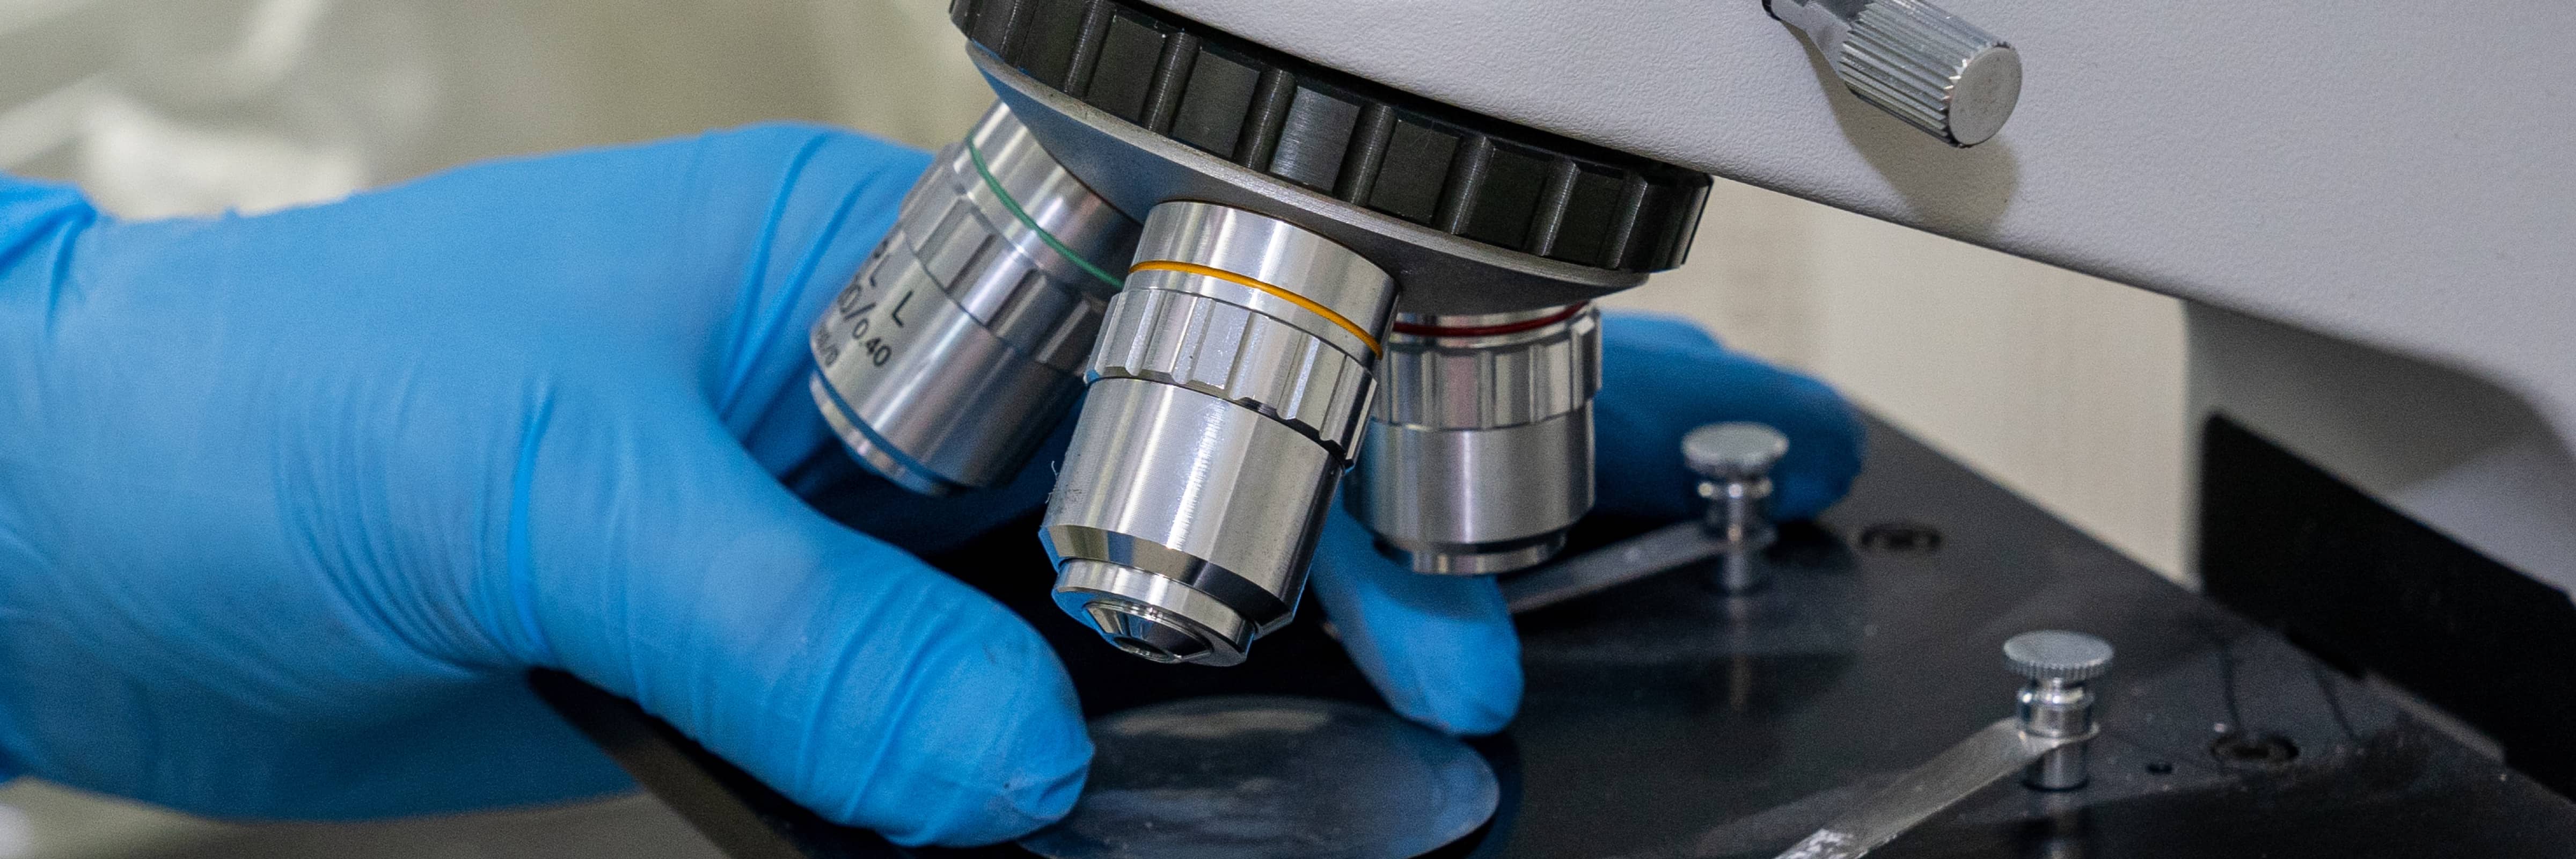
[538,412,2576,858]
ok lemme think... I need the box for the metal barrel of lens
[1349,304,1601,574]
[807,103,1137,495]
[1042,200,1396,666]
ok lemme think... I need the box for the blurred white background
[0,0,2188,855]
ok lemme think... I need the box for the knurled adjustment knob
[1770,0,2023,147]
[1684,422,1791,482]
[2003,630,2114,684]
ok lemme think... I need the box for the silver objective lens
[808,103,1137,494]
[1350,305,1601,574]
[1043,201,1396,666]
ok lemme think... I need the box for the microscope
[532,1,2576,856]
[807,0,1869,665]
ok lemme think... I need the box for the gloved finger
[1593,311,1865,522]
[382,123,1067,548]
[643,122,1071,550]
[1599,311,1723,352]
[679,126,928,477]
[1307,504,1523,736]
[509,396,1088,846]
[364,122,932,477]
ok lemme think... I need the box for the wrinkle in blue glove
[0,126,1085,845]
[1307,310,1864,736]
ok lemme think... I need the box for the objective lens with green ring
[807,103,1139,495]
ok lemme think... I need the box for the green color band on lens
[964,139,1124,291]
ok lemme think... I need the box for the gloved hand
[1309,311,1863,734]
[0,120,1861,846]
[0,126,1087,845]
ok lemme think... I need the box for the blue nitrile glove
[0,125,1114,846]
[1308,311,1863,734]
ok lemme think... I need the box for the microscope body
[815,0,2576,708]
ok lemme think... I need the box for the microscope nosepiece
[1042,201,1395,666]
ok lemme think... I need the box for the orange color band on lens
[1129,260,1380,354]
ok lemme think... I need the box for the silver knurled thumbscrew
[1684,422,1790,594]
[1493,421,1794,613]
[1766,0,2023,147]
[2006,630,2114,789]
[1771,630,2114,859]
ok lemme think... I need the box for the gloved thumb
[494,395,1089,846]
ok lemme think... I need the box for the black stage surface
[537,414,2576,858]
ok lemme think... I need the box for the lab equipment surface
[541,415,2576,858]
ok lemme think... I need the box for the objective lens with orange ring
[1042,201,1398,666]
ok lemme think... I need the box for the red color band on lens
[1390,302,1590,338]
